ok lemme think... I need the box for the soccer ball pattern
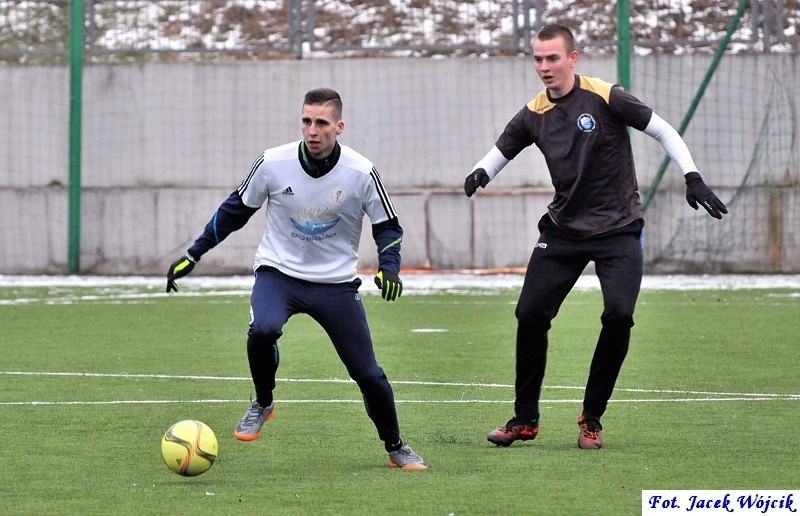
[160,420,218,477]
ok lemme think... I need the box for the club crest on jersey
[290,207,340,236]
[577,113,596,132]
[329,187,346,204]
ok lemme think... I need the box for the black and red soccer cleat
[487,417,539,447]
[577,412,603,449]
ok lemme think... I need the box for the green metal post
[68,0,84,273]
[616,0,631,91]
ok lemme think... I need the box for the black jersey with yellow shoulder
[495,74,653,237]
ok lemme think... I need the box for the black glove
[684,172,728,220]
[374,269,403,302]
[464,168,490,197]
[166,254,196,293]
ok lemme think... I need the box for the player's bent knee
[600,313,634,328]
[247,322,284,342]
[350,366,388,388]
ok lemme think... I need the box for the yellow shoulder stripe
[578,76,614,104]
[526,90,555,114]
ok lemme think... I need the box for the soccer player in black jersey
[464,24,727,449]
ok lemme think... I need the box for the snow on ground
[1,273,799,293]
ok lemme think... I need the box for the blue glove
[685,172,728,220]
[464,168,490,197]
[166,254,196,292]
[374,270,403,302]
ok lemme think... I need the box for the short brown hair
[535,24,577,53]
[303,88,343,120]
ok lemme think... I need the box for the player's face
[532,36,578,99]
[301,103,344,160]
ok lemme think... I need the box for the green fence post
[68,0,84,273]
[616,0,631,91]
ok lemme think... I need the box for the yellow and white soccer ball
[161,419,218,477]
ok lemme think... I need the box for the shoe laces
[504,417,537,430]
[392,444,414,456]
[396,446,424,464]
[395,445,413,457]
[243,402,269,423]
[579,417,602,437]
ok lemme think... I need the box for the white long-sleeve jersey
[237,141,398,283]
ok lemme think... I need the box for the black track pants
[513,220,643,421]
[246,266,401,445]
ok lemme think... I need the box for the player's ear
[336,120,344,135]
[569,50,579,68]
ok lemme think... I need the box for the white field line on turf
[1,371,798,401]
[1,397,798,407]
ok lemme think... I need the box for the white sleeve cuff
[473,146,510,180]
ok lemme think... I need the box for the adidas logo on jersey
[282,186,294,195]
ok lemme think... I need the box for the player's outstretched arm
[643,113,728,220]
[684,172,728,219]
[167,191,259,293]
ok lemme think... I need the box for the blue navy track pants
[513,217,644,421]
[246,266,400,445]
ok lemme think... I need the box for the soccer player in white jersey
[166,88,427,470]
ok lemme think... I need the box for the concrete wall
[1,54,798,274]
